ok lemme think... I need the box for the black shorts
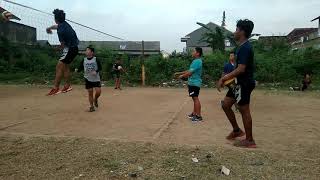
[85,79,101,89]
[114,71,120,78]
[226,83,255,106]
[188,85,200,97]
[59,46,78,64]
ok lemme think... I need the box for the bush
[0,37,319,89]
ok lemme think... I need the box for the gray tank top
[83,57,101,82]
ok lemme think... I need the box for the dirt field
[1,86,320,179]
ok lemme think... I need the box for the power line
[3,0,124,40]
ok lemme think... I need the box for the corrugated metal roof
[79,41,160,55]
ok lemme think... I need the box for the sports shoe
[226,129,246,140]
[46,88,61,96]
[94,99,99,108]
[192,115,203,122]
[89,106,95,112]
[234,139,257,148]
[187,113,195,119]
[61,85,73,93]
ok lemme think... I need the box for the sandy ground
[0,86,320,179]
[1,86,319,152]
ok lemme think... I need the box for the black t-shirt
[57,21,79,48]
[236,41,255,85]
[113,63,121,73]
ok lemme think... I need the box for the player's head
[192,47,203,58]
[229,50,235,62]
[234,19,254,41]
[86,46,95,57]
[304,72,312,78]
[53,9,66,24]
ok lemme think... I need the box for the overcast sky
[6,0,320,52]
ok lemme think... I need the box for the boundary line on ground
[152,98,189,140]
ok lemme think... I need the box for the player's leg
[54,61,64,88]
[193,97,201,116]
[63,64,71,87]
[187,86,196,118]
[85,79,95,112]
[118,77,122,90]
[88,88,95,112]
[190,86,202,121]
[61,47,78,93]
[222,96,238,130]
[222,91,245,140]
[114,77,118,89]
[94,84,101,108]
[238,104,253,141]
[234,84,256,148]
[61,64,73,93]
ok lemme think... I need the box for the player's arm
[46,24,58,34]
[218,65,246,92]
[179,71,192,79]
[221,64,246,82]
[180,61,201,79]
[75,59,84,72]
[96,58,102,73]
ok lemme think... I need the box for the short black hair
[195,47,203,57]
[53,9,66,23]
[229,50,235,54]
[86,46,95,53]
[237,19,254,38]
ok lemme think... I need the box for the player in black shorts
[218,19,256,148]
[46,9,79,96]
[112,59,124,90]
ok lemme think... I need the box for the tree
[197,22,234,52]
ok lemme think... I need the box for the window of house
[225,39,231,47]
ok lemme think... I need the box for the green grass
[0,135,319,179]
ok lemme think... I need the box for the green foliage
[0,37,319,89]
[201,27,225,52]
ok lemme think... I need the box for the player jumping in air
[46,9,79,96]
[218,19,256,148]
[179,47,203,122]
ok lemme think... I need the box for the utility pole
[141,40,145,86]
[311,16,320,37]
[221,11,226,28]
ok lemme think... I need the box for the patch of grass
[0,135,319,179]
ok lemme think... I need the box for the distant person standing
[223,51,236,76]
[113,59,124,90]
[302,73,312,91]
[178,47,203,122]
[46,9,79,96]
[220,51,239,111]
